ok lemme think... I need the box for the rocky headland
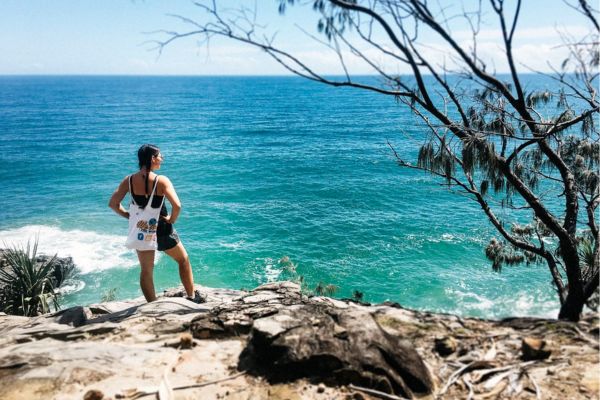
[0,281,598,400]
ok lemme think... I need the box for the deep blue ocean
[0,75,561,318]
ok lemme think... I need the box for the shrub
[0,240,72,316]
[352,290,364,302]
[101,288,118,303]
[314,281,338,296]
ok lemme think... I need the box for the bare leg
[136,250,157,302]
[164,242,194,297]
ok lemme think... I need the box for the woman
[109,144,202,303]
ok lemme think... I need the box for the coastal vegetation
[101,287,118,303]
[278,255,339,297]
[157,0,599,321]
[0,240,74,316]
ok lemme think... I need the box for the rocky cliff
[0,281,598,399]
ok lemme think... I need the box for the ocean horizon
[0,74,561,319]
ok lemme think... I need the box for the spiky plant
[324,284,338,296]
[352,290,364,302]
[579,235,599,310]
[0,240,65,316]
[101,287,118,303]
[314,281,338,296]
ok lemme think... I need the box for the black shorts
[157,220,180,251]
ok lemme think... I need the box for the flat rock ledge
[0,282,597,400]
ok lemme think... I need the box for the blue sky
[0,0,593,75]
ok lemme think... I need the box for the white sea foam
[56,279,86,295]
[263,257,282,282]
[440,233,455,242]
[444,286,559,318]
[219,240,245,250]
[0,225,141,274]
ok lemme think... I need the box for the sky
[0,0,595,75]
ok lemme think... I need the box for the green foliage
[559,136,600,195]
[101,288,118,303]
[352,290,364,302]
[525,90,552,108]
[278,256,310,294]
[279,0,352,40]
[461,134,498,176]
[278,256,338,297]
[314,281,338,296]
[0,240,72,316]
[417,136,455,183]
[578,234,599,310]
[578,233,596,278]
[485,238,526,272]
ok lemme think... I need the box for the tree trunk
[558,289,585,321]
[557,239,584,321]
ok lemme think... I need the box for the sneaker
[185,289,207,304]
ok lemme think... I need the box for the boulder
[51,306,92,327]
[189,282,435,398]
[434,336,457,357]
[238,304,435,399]
[521,337,552,360]
[83,389,104,400]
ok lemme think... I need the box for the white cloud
[452,25,592,42]
[124,21,590,76]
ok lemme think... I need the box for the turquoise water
[0,75,560,318]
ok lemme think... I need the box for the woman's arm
[161,177,181,224]
[109,176,130,219]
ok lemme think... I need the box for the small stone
[521,337,552,360]
[333,324,348,339]
[434,336,457,356]
[83,389,104,400]
[557,370,571,380]
[581,364,600,394]
[191,318,226,339]
[317,383,326,393]
[179,333,193,349]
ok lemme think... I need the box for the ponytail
[137,144,160,195]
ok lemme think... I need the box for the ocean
[0,75,560,318]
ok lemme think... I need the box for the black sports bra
[129,175,168,215]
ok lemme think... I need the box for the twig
[439,360,482,395]
[572,326,600,347]
[471,360,536,383]
[348,384,410,400]
[463,375,475,400]
[173,371,247,392]
[526,371,542,400]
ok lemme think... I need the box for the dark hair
[137,144,160,195]
[138,144,160,169]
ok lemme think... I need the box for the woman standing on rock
[109,144,202,303]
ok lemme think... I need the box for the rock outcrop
[0,281,598,400]
[191,282,433,398]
